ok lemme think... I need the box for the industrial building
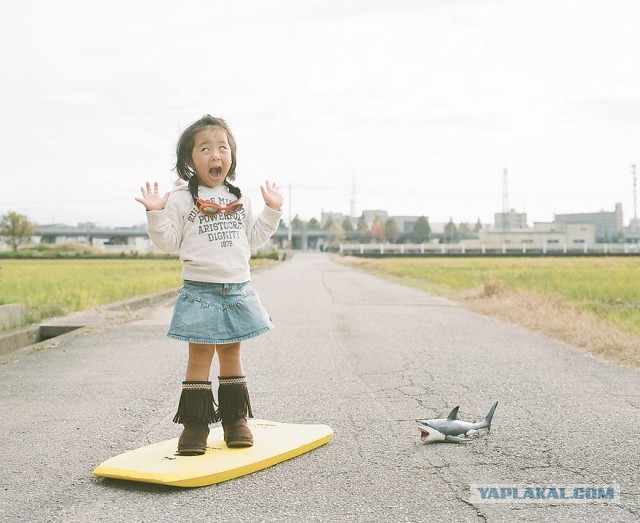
[553,203,624,242]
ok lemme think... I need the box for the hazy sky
[2,0,639,227]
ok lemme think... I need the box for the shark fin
[447,406,460,420]
[483,401,499,430]
[444,434,473,443]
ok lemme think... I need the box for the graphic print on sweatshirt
[187,195,246,249]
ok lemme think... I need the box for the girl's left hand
[260,180,284,211]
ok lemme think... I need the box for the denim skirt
[167,280,274,344]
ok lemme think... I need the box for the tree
[322,217,335,231]
[355,214,369,242]
[307,217,320,230]
[357,214,368,233]
[474,218,483,233]
[370,217,385,242]
[384,218,400,243]
[323,216,345,246]
[413,216,431,243]
[1,212,34,252]
[326,222,345,245]
[458,222,472,238]
[332,223,345,234]
[444,218,458,243]
[337,217,353,241]
[341,217,354,234]
[291,215,304,230]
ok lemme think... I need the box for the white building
[494,209,528,231]
[478,222,595,247]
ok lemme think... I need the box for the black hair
[187,177,241,201]
[175,115,241,203]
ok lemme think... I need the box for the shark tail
[482,401,499,431]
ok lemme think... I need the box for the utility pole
[502,168,509,230]
[502,168,509,213]
[287,183,292,247]
[632,164,638,230]
[350,176,356,218]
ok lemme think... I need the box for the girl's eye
[220,146,228,151]
[201,147,209,153]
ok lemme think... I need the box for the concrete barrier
[0,288,180,356]
[0,325,40,356]
[0,304,25,330]
[106,288,179,311]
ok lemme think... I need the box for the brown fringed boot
[173,380,218,456]
[218,376,254,448]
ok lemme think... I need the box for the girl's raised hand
[135,182,170,211]
[260,180,284,211]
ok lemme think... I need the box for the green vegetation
[345,257,640,334]
[0,212,34,252]
[0,259,182,324]
[0,242,283,260]
[0,256,276,326]
[0,242,166,259]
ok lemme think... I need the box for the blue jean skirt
[167,280,274,344]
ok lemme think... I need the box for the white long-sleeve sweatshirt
[145,184,282,283]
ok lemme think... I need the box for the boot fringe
[218,377,253,420]
[173,382,219,424]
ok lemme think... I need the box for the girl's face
[190,126,233,188]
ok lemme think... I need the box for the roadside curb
[106,288,180,311]
[0,256,286,359]
[0,287,180,358]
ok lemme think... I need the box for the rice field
[0,258,269,326]
[0,259,182,324]
[0,258,278,323]
[342,256,640,335]
[0,259,265,323]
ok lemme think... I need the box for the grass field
[0,258,270,326]
[340,256,640,335]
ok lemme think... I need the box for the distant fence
[339,243,640,257]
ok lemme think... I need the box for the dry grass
[337,255,640,369]
[459,283,640,368]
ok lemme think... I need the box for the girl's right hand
[135,181,170,211]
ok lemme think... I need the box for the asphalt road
[1,252,638,522]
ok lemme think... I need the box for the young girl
[135,115,283,455]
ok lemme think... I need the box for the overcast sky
[1,0,639,227]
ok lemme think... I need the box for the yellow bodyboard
[93,419,333,487]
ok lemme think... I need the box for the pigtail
[224,180,242,200]
[188,176,199,204]
[188,177,240,205]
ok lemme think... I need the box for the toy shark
[416,401,498,443]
